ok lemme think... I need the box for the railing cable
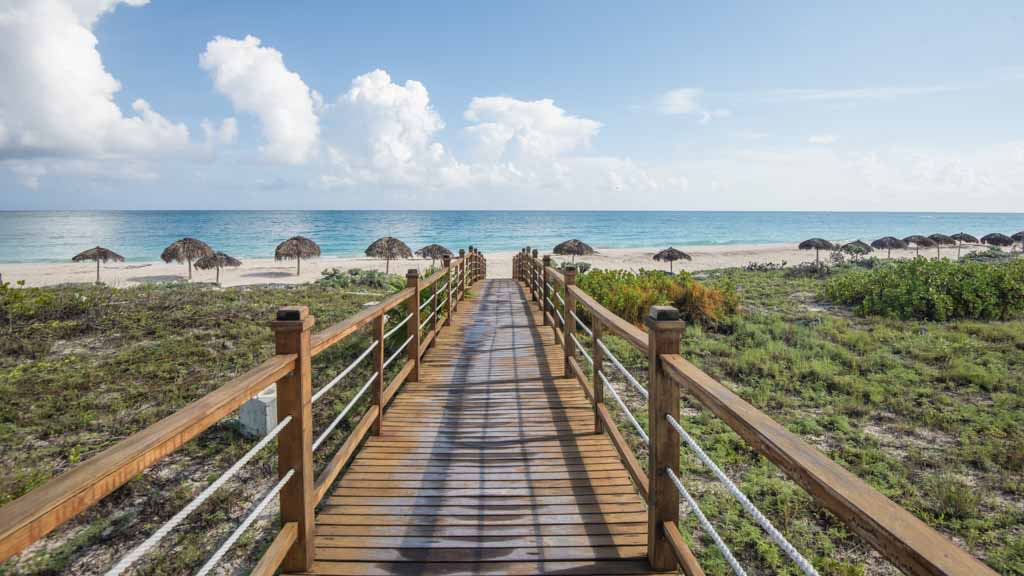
[383,313,412,340]
[193,469,295,576]
[419,293,434,311]
[104,416,292,576]
[570,310,592,338]
[383,335,414,370]
[666,466,747,576]
[666,414,819,575]
[596,338,647,399]
[597,371,649,445]
[420,311,435,332]
[312,371,377,451]
[570,333,593,366]
[311,339,377,404]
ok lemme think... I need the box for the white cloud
[807,134,837,145]
[201,117,239,147]
[463,97,601,161]
[0,0,188,159]
[657,88,730,123]
[200,35,320,164]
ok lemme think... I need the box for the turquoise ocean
[0,211,1022,263]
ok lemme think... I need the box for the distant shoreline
[0,242,995,288]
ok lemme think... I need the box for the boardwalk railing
[513,248,996,576]
[0,249,487,574]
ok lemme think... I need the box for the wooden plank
[314,409,378,503]
[0,353,296,563]
[300,559,669,575]
[315,533,648,549]
[663,520,705,576]
[598,403,650,500]
[314,523,648,538]
[661,353,998,576]
[251,522,298,576]
[314,545,649,562]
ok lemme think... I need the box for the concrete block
[239,386,277,439]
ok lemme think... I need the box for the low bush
[824,258,1024,321]
[576,269,738,327]
[318,268,405,291]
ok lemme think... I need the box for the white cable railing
[555,290,565,307]
[666,466,747,576]
[383,313,411,340]
[437,280,448,293]
[193,469,295,576]
[555,308,565,326]
[596,338,648,399]
[570,310,592,338]
[311,339,377,404]
[104,416,293,576]
[570,333,593,366]
[597,371,649,445]
[666,414,819,576]
[419,293,434,311]
[312,371,377,451]
[420,311,436,332]
[383,335,414,370]
[545,281,554,293]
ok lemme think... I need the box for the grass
[0,277,415,575]
[579,266,1023,575]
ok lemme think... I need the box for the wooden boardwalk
[300,279,667,575]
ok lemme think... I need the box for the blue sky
[1,0,1023,210]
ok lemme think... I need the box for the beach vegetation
[576,268,738,327]
[318,267,406,291]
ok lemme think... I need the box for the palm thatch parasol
[415,243,452,266]
[902,235,936,258]
[72,246,124,283]
[553,239,595,263]
[871,236,907,259]
[275,236,321,275]
[798,238,834,264]
[1011,231,1024,253]
[652,247,691,273]
[950,233,979,259]
[981,233,1013,251]
[194,251,241,284]
[365,236,413,274]
[840,240,873,256]
[928,234,956,258]
[161,237,214,280]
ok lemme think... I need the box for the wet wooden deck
[296,279,666,575]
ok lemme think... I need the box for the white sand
[0,243,994,288]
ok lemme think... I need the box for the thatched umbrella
[415,244,452,266]
[553,239,595,263]
[365,236,412,274]
[928,234,956,258]
[161,237,213,280]
[981,233,1013,251]
[1011,231,1024,253]
[902,235,936,258]
[194,251,241,284]
[72,246,124,284]
[275,236,320,275]
[798,238,834,264]
[840,240,873,256]
[871,236,907,259]
[652,247,691,273]
[950,233,979,259]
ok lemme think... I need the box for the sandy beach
[0,243,995,288]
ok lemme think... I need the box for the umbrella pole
[386,258,390,274]
[216,266,220,284]
[188,257,193,280]
[297,258,301,276]
[96,260,100,284]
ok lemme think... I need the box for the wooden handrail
[310,287,415,357]
[660,353,998,576]
[0,353,297,563]
[568,284,648,352]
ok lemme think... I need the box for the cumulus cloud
[200,35,320,164]
[463,97,602,161]
[657,88,730,123]
[0,0,189,159]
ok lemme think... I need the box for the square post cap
[645,305,684,329]
[272,305,315,330]
[406,268,419,278]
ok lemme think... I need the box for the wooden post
[432,270,439,335]
[592,317,604,434]
[271,306,316,572]
[443,254,453,326]
[541,255,552,326]
[531,249,539,301]
[406,269,420,381]
[563,266,577,377]
[371,314,385,435]
[459,249,466,301]
[645,305,684,571]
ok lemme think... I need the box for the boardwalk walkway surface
[298,279,668,575]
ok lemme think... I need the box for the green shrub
[576,269,738,327]
[824,258,1024,321]
[318,268,405,291]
